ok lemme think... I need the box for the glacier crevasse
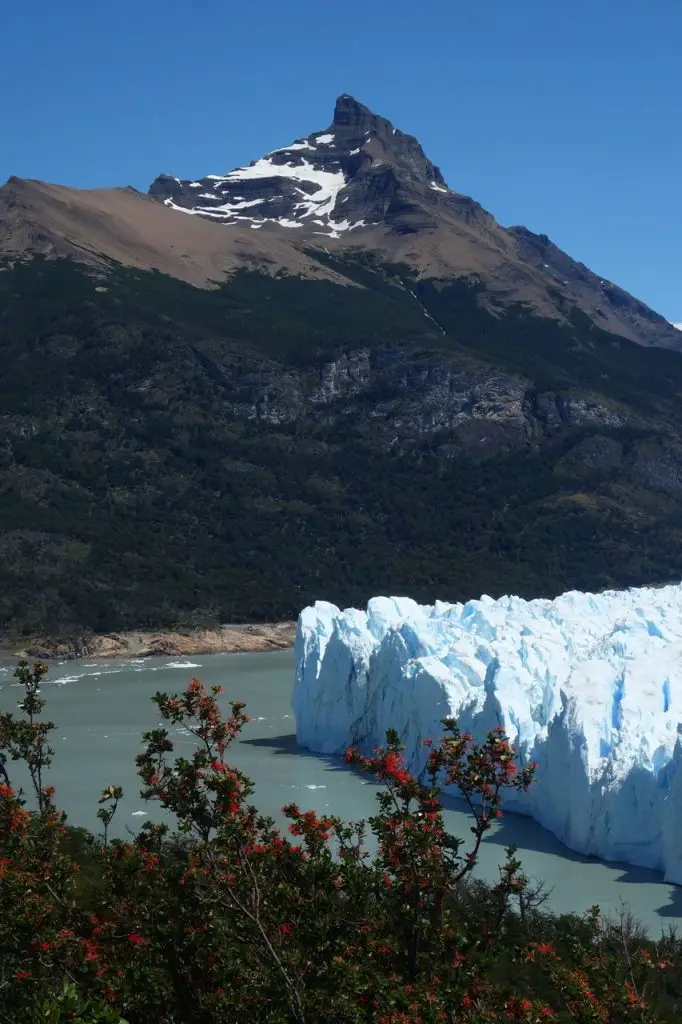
[292,586,682,884]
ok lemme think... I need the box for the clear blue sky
[2,0,680,321]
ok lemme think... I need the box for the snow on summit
[148,94,452,239]
[293,584,682,883]
[154,125,362,236]
[216,158,346,219]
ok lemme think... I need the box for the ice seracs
[293,585,682,884]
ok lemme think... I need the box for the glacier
[292,586,682,884]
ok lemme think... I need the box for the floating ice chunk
[293,584,682,883]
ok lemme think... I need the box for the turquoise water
[1,649,681,934]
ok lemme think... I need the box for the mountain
[1,96,682,640]
[2,95,678,349]
[149,95,680,351]
[0,176,350,288]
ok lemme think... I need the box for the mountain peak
[331,94,388,133]
[92,96,666,351]
[148,95,449,240]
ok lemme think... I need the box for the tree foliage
[1,661,681,1022]
[2,256,682,638]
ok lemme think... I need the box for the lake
[1,648,681,935]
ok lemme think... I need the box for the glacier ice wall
[292,588,682,884]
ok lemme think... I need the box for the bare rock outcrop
[15,623,296,661]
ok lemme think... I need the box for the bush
[1,660,680,1022]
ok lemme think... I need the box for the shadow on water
[242,731,682,923]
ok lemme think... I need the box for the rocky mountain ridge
[149,94,449,238]
[0,95,678,349]
[0,176,350,289]
[148,95,680,350]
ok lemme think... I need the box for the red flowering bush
[0,660,680,1022]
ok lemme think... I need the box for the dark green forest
[1,253,682,639]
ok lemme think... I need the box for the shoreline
[9,622,297,661]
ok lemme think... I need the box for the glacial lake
[1,648,681,935]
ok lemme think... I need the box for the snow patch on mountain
[270,141,317,153]
[164,155,347,231]
[293,585,682,883]
[149,94,459,241]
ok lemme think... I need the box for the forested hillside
[1,253,682,638]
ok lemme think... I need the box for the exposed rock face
[149,95,449,240]
[18,633,130,660]
[147,95,681,351]
[216,347,630,456]
[632,442,682,498]
[16,624,296,661]
[135,624,295,658]
[554,437,626,481]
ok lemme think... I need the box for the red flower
[534,942,556,955]
[81,938,100,962]
[127,932,147,946]
[14,970,30,981]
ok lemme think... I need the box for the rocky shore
[13,623,296,661]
